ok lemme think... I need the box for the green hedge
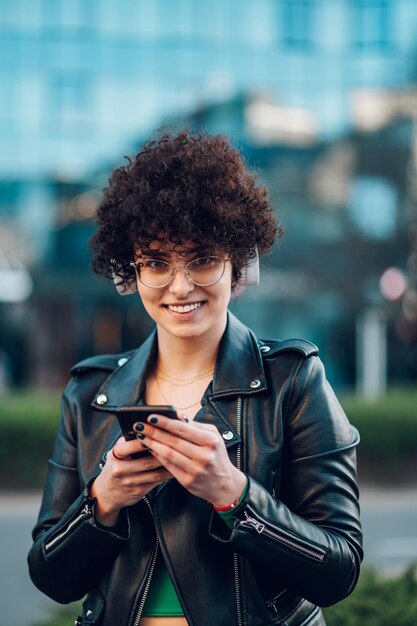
[31,566,417,626]
[340,388,417,484]
[323,565,417,626]
[0,387,416,489]
[32,603,82,626]
[0,391,61,489]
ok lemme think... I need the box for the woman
[28,131,362,626]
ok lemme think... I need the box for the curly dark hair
[90,130,281,287]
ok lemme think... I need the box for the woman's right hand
[90,436,172,525]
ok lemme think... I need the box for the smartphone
[116,405,178,441]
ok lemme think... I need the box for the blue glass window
[281,0,314,48]
[349,176,397,240]
[47,73,92,137]
[354,0,392,49]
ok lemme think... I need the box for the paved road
[358,486,417,575]
[1,487,417,626]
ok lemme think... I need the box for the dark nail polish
[149,416,158,424]
[184,417,189,423]
[134,423,144,431]
[136,433,145,440]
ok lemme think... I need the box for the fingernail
[184,417,189,423]
[149,416,158,424]
[134,423,144,431]
[136,433,145,440]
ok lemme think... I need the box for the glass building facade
[1,0,417,178]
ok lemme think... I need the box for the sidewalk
[358,484,417,506]
[0,492,57,626]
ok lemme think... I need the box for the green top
[142,479,249,617]
[142,552,184,616]
[96,481,249,617]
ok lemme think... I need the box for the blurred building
[172,95,415,390]
[1,0,417,389]
[2,0,417,177]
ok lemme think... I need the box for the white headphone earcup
[113,271,137,296]
[231,248,260,299]
[238,249,260,287]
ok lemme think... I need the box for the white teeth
[168,302,202,313]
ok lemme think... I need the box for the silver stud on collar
[250,379,261,389]
[222,430,234,441]
[118,357,128,366]
[260,345,271,353]
[96,393,108,405]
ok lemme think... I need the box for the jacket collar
[91,332,157,411]
[91,311,267,411]
[210,311,267,399]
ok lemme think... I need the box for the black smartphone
[116,405,178,441]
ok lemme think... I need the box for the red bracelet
[212,497,240,512]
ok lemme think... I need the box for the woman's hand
[134,414,247,508]
[90,436,172,525]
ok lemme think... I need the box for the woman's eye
[192,257,213,267]
[143,259,169,271]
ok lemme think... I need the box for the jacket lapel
[90,331,157,411]
[211,312,267,398]
[198,312,268,448]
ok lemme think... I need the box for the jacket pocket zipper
[266,587,288,614]
[242,506,327,562]
[45,499,94,553]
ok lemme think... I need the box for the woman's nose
[168,268,195,297]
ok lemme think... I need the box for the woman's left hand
[134,414,247,508]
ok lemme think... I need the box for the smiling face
[134,241,233,343]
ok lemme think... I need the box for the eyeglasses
[130,256,229,289]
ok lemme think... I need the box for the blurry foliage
[32,602,82,626]
[323,565,417,626]
[0,390,60,489]
[340,388,417,484]
[0,387,417,489]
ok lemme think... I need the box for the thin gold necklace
[155,367,214,385]
[152,372,212,411]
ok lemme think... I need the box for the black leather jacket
[28,313,362,626]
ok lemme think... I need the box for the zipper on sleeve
[131,496,159,626]
[242,505,327,562]
[44,498,94,553]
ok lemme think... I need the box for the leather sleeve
[209,356,363,607]
[27,380,129,604]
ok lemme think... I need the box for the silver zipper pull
[81,503,93,515]
[243,511,265,534]
[266,598,279,613]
